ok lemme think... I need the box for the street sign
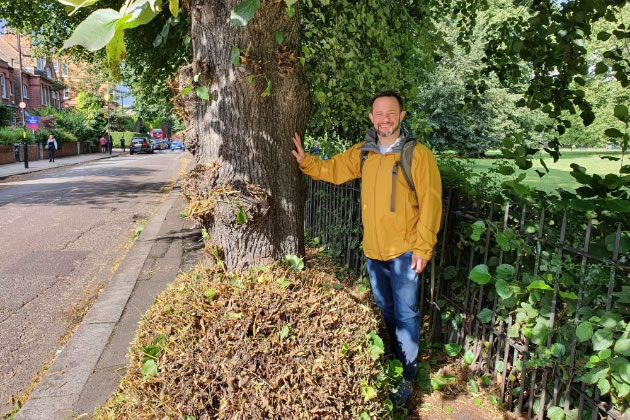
[18,101,26,109]
[26,115,39,130]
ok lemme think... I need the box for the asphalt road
[0,150,190,415]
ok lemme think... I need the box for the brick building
[0,32,65,122]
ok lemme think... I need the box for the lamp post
[17,34,28,168]
[104,91,112,155]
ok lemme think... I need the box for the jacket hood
[359,127,412,154]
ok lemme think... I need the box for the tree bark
[180,0,311,270]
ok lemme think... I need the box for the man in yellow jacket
[291,90,442,406]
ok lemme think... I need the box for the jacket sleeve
[298,143,363,185]
[412,145,443,260]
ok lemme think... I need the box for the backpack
[360,137,417,192]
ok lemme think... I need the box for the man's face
[369,96,406,138]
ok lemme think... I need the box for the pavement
[0,150,127,180]
[4,152,204,419]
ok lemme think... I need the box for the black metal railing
[304,177,630,420]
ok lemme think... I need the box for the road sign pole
[17,34,28,169]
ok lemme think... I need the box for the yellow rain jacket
[299,129,442,261]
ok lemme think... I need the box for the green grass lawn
[463,149,625,193]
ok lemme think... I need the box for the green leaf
[169,0,178,17]
[496,264,515,280]
[56,0,101,13]
[431,374,456,390]
[274,31,285,45]
[592,328,614,351]
[599,348,612,360]
[386,359,403,378]
[614,339,630,356]
[105,25,126,80]
[62,8,123,51]
[314,91,326,103]
[531,320,549,346]
[276,277,291,287]
[360,383,377,401]
[286,6,295,18]
[284,254,304,272]
[559,291,578,300]
[279,324,291,340]
[231,47,241,67]
[527,280,553,291]
[463,350,474,364]
[470,221,486,241]
[496,360,504,372]
[469,264,491,285]
[614,104,629,123]
[122,0,163,30]
[495,279,513,299]
[508,323,520,338]
[546,406,565,420]
[358,412,370,420]
[497,165,515,175]
[477,308,494,324]
[235,205,247,224]
[444,343,462,357]
[580,367,608,384]
[598,378,611,395]
[469,378,479,393]
[604,128,624,138]
[141,359,158,378]
[261,79,272,98]
[195,86,210,101]
[367,331,384,360]
[576,322,593,342]
[180,86,192,95]
[231,0,260,27]
[204,288,217,300]
[597,31,612,41]
[283,0,297,5]
[594,61,608,74]
[610,357,630,383]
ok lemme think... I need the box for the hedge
[111,131,145,147]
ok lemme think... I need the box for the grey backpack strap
[360,150,368,174]
[400,139,416,192]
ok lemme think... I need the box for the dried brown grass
[96,251,390,419]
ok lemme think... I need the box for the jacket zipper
[373,154,383,260]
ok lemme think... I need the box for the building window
[46,67,52,78]
[1,75,6,99]
[37,58,45,70]
[9,80,12,96]
[64,87,69,99]
[53,62,59,73]
[62,63,68,77]
[22,84,28,99]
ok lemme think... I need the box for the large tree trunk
[179,0,311,270]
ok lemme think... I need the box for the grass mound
[97,252,391,419]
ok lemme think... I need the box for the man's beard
[376,120,400,138]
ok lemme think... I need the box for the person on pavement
[100,136,107,153]
[46,134,57,163]
[290,90,443,407]
[121,137,126,152]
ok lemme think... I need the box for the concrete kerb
[15,183,180,420]
[0,152,126,181]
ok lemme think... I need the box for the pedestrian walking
[46,134,57,163]
[291,90,443,407]
[121,137,126,152]
[99,136,107,153]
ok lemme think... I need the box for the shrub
[111,131,145,147]
[0,127,34,145]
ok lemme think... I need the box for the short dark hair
[371,90,404,111]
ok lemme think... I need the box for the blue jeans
[366,251,419,382]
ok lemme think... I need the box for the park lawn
[466,149,625,193]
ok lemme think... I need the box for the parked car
[170,140,185,151]
[130,138,153,154]
[150,139,162,151]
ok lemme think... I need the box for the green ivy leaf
[284,254,304,271]
[231,0,260,27]
[469,264,491,285]
[576,321,593,342]
[598,378,611,395]
[284,0,297,5]
[431,374,456,390]
[386,359,403,378]
[274,31,285,45]
[444,343,462,357]
[279,324,291,340]
[286,6,295,18]
[496,264,515,280]
[597,31,612,41]
[610,357,630,383]
[592,328,614,351]
[367,331,384,360]
[614,339,630,356]
[579,367,608,384]
[141,359,158,378]
[559,291,578,300]
[594,61,608,74]
[204,288,217,300]
[231,47,241,67]
[195,86,210,101]
[532,320,549,346]
[477,308,493,324]
[496,360,504,372]
[470,221,486,241]
[495,279,513,299]
[527,280,553,291]
[508,323,520,338]
[360,383,377,401]
[261,79,272,98]
[314,91,326,103]
[463,350,474,364]
[546,406,565,420]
